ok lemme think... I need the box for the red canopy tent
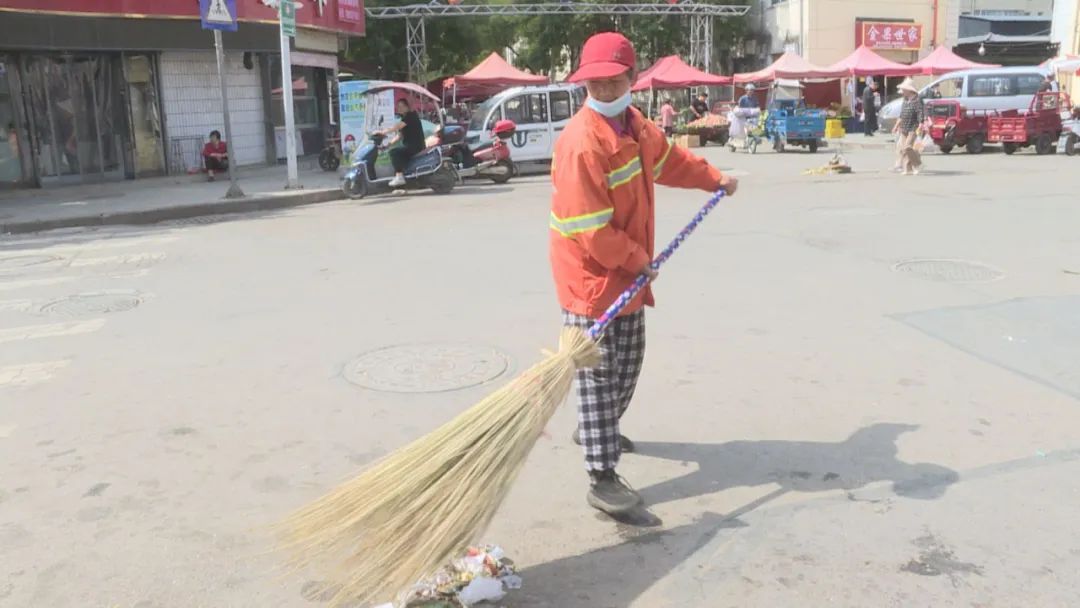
[443,52,548,101]
[631,55,732,91]
[1041,54,1080,75]
[910,46,1000,75]
[734,52,847,84]
[825,45,920,77]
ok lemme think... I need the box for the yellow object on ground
[825,119,846,139]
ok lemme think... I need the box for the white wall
[959,0,1054,15]
[762,0,807,56]
[159,51,266,171]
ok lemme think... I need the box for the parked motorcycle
[438,119,517,184]
[340,132,458,200]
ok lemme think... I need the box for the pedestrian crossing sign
[200,0,238,31]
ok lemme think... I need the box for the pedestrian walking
[660,98,677,137]
[892,77,926,175]
[550,31,738,516]
[737,84,758,109]
[862,78,879,136]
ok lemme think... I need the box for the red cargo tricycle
[987,92,1071,155]
[925,99,990,154]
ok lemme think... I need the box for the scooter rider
[378,98,426,187]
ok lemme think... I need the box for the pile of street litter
[373,545,522,608]
[802,153,852,175]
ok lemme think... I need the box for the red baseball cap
[568,32,636,83]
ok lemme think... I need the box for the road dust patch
[901,532,983,587]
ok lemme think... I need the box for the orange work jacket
[550,106,724,318]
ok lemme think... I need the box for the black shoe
[572,427,635,453]
[587,470,642,515]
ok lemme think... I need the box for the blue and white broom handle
[586,189,727,341]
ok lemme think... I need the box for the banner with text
[857,22,923,51]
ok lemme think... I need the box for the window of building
[269,62,319,127]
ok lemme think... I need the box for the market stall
[443,53,548,104]
[632,55,733,145]
[824,45,921,78]
[734,52,846,84]
[733,52,847,111]
[631,55,733,90]
[910,46,1001,75]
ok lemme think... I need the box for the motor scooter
[438,119,516,184]
[341,132,458,200]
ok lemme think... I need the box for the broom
[278,189,728,606]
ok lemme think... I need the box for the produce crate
[674,134,701,148]
[825,119,846,139]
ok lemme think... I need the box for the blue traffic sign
[201,0,238,31]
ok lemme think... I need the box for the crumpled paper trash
[401,545,520,607]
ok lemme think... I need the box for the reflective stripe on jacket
[550,106,723,318]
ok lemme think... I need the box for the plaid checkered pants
[562,309,646,472]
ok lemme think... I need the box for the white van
[878,66,1050,132]
[465,83,586,166]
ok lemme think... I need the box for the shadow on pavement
[633,423,958,509]
[512,424,956,607]
[512,511,738,607]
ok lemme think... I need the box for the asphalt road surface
[2,145,1079,607]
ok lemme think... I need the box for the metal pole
[279,20,301,189]
[214,30,245,198]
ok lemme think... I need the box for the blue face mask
[587,91,632,118]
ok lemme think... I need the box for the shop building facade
[0,0,364,190]
[757,0,1054,67]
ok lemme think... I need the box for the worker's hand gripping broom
[278,190,728,606]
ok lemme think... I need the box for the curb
[0,188,343,235]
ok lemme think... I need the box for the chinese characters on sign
[339,0,363,23]
[859,22,923,51]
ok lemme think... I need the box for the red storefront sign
[0,0,365,35]
[338,0,362,23]
[856,21,923,51]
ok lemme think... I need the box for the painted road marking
[70,252,166,268]
[0,276,75,292]
[0,319,105,344]
[0,299,34,313]
[0,234,178,255]
[0,360,71,388]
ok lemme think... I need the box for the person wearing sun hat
[892,77,926,175]
[550,31,738,516]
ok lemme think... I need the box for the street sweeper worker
[551,31,738,516]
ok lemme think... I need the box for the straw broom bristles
[277,326,601,607]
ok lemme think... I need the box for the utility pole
[214,30,244,199]
[276,0,301,189]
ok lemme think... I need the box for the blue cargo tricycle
[763,80,824,153]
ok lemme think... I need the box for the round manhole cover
[0,254,61,270]
[344,344,509,393]
[40,292,142,317]
[893,259,1004,283]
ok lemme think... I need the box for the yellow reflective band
[654,143,673,179]
[549,208,615,237]
[607,157,642,190]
